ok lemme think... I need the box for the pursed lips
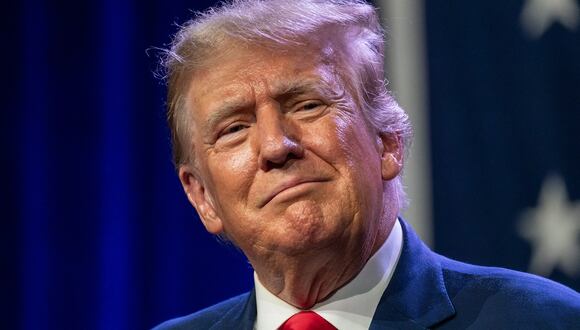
[259,177,329,207]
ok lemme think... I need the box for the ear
[178,165,224,235]
[377,133,403,181]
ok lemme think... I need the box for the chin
[267,201,345,254]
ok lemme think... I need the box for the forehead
[191,45,333,99]
[187,46,335,122]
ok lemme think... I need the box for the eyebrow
[273,79,331,101]
[203,97,253,139]
[201,78,333,139]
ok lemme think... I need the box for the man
[155,0,580,329]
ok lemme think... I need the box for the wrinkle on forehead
[194,58,339,117]
[184,39,355,155]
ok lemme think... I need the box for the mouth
[260,178,329,207]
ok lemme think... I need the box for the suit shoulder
[440,255,579,300]
[438,255,580,326]
[152,292,252,330]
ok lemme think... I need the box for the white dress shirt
[254,219,403,330]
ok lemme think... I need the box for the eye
[297,101,325,112]
[220,123,248,137]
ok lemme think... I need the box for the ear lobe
[378,133,403,181]
[178,166,224,235]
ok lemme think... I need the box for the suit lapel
[216,220,455,330]
[370,219,455,329]
[211,289,257,330]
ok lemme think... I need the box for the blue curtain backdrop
[3,1,253,329]
[3,0,579,329]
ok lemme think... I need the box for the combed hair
[160,0,413,209]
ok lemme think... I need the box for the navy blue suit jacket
[155,220,580,329]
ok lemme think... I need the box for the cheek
[330,113,383,197]
[312,112,379,169]
[302,115,349,164]
[206,146,257,206]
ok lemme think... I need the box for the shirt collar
[254,219,403,330]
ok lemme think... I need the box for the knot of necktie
[278,311,337,330]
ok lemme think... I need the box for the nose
[256,106,304,171]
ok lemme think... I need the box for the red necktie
[278,311,337,330]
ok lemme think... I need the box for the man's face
[179,42,401,263]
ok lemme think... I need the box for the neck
[251,216,395,309]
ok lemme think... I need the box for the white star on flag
[520,0,580,38]
[517,174,580,278]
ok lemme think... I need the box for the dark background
[2,0,579,329]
